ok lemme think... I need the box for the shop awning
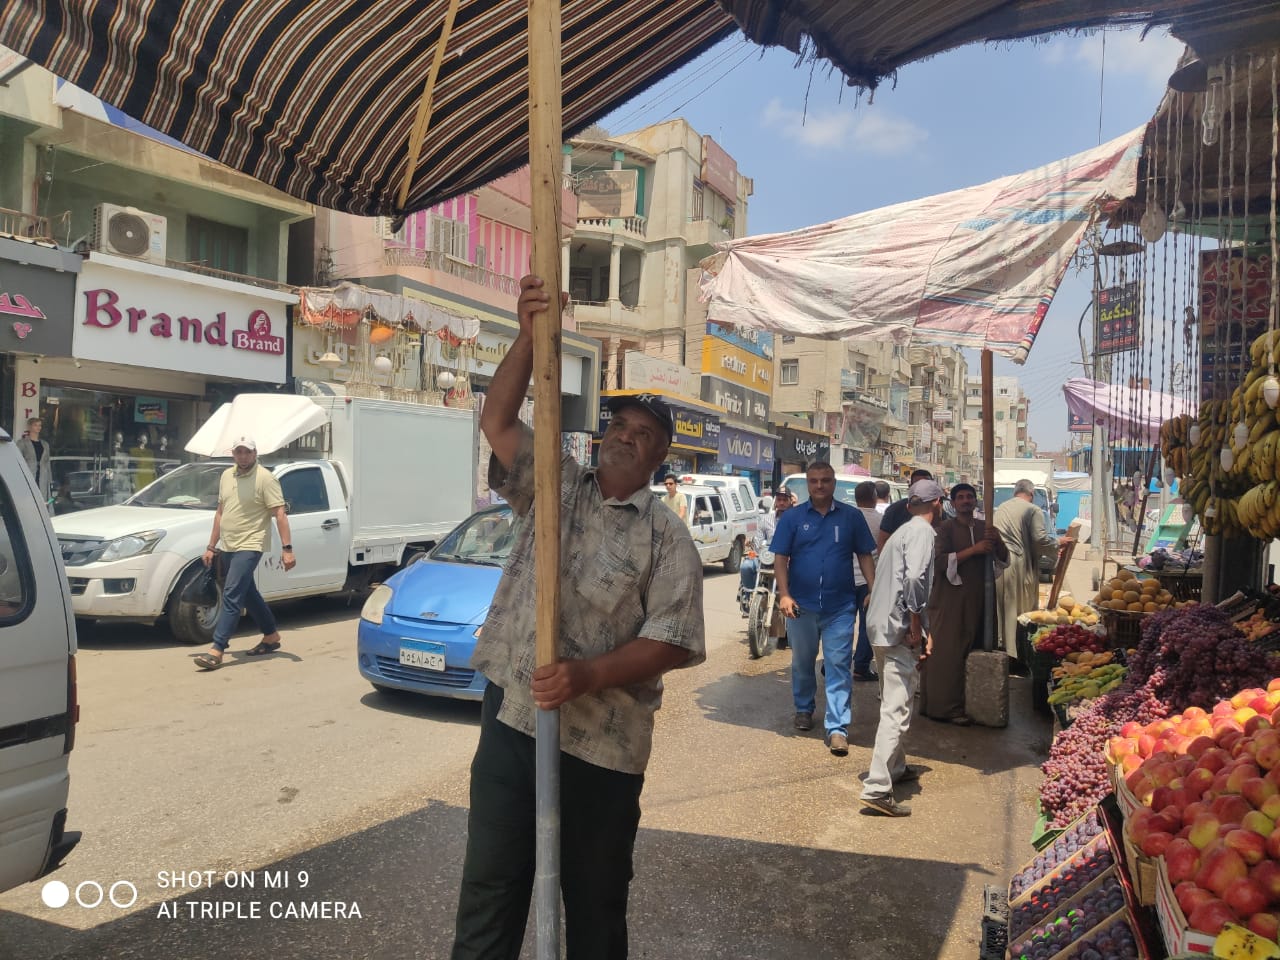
[699,127,1144,363]
[1062,377,1195,445]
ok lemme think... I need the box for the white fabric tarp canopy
[699,127,1144,362]
[1061,378,1195,445]
[185,395,329,457]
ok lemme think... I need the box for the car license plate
[399,639,446,672]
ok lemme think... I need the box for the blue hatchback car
[357,505,513,700]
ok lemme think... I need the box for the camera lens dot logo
[41,880,70,908]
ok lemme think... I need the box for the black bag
[183,565,220,606]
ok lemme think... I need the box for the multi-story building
[307,168,601,437]
[0,65,311,498]
[561,120,776,488]
[772,334,968,481]
[962,374,1033,467]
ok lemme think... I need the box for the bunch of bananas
[1160,413,1192,477]
[1236,481,1280,538]
[1180,397,1249,537]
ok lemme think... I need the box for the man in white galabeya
[194,436,295,670]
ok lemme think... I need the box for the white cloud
[760,98,928,155]
[1044,28,1185,90]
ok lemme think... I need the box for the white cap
[231,436,257,452]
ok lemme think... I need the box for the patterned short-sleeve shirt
[471,426,705,775]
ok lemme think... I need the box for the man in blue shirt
[772,461,878,756]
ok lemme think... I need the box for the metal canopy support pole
[528,0,564,956]
[981,350,996,651]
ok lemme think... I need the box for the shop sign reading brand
[74,258,293,382]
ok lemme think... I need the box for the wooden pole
[527,0,564,956]
[982,349,996,651]
[396,0,462,211]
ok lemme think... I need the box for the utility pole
[1088,260,1112,562]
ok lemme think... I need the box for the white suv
[652,483,742,571]
[666,474,760,571]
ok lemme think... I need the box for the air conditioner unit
[94,204,167,264]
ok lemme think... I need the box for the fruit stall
[992,597,1280,960]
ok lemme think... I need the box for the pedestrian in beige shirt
[194,437,294,670]
[452,275,705,960]
[660,475,687,521]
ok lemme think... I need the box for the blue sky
[601,27,1187,452]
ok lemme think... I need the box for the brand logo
[82,289,285,355]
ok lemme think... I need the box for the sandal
[194,652,223,670]
[246,640,281,656]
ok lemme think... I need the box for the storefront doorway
[41,384,198,510]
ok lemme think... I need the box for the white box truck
[52,394,477,644]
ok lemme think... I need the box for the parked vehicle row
[50,394,478,644]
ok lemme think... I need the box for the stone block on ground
[966,651,1009,728]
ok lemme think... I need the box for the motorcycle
[740,558,783,659]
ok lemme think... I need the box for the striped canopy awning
[4,1,1276,219]
[723,0,1280,90]
[0,1,735,216]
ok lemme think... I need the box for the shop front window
[41,386,198,509]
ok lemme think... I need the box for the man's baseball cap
[230,436,257,452]
[908,479,945,503]
[605,393,675,442]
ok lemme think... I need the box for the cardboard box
[1113,762,1140,820]
[1008,807,1107,903]
[1154,856,1216,954]
[1120,827,1157,907]
[1008,864,1119,942]
[1009,832,1115,910]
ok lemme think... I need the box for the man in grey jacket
[17,417,51,500]
[859,479,944,817]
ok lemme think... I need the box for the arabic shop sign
[719,425,775,471]
[0,238,79,356]
[700,374,770,430]
[779,427,830,463]
[1094,281,1140,355]
[598,396,720,454]
[73,258,294,383]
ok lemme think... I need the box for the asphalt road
[0,571,1052,960]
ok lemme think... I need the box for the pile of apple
[1110,679,1280,938]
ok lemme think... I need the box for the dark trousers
[853,583,873,674]
[211,550,276,651]
[451,684,645,960]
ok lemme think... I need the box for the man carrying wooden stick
[451,275,706,960]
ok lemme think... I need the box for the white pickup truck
[52,394,477,644]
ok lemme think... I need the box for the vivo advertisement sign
[719,425,775,471]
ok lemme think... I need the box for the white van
[651,483,739,570]
[668,474,760,570]
[0,429,80,895]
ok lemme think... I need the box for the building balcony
[570,299,645,332]
[683,216,732,251]
[575,216,648,242]
[0,206,71,244]
[383,247,521,297]
[163,257,295,293]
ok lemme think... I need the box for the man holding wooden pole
[451,275,706,960]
